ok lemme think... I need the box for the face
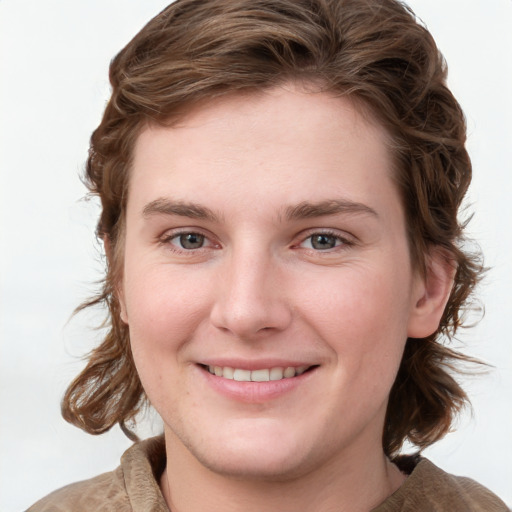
[120,86,428,479]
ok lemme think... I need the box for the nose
[209,247,293,340]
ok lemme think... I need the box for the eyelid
[158,227,220,251]
[293,228,356,250]
[157,226,356,252]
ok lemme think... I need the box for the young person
[28,0,509,510]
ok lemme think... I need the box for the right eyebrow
[142,198,220,222]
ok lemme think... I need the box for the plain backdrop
[1,1,511,510]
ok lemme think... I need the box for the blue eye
[299,232,348,251]
[176,233,205,249]
[309,234,339,250]
[159,229,219,256]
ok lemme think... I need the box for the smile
[206,365,310,382]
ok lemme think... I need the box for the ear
[103,235,129,325]
[407,248,456,338]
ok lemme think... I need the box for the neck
[159,430,405,512]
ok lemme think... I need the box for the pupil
[311,234,336,250]
[180,233,204,249]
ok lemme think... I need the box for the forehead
[133,86,391,178]
[127,85,400,226]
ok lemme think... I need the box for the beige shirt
[28,436,509,512]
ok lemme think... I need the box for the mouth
[201,364,316,382]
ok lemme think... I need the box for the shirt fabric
[27,436,509,512]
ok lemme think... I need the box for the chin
[193,446,314,482]
[176,419,322,482]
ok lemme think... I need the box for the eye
[300,233,348,251]
[175,232,205,250]
[160,230,214,251]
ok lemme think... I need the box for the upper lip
[198,359,317,370]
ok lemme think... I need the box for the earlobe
[118,286,129,325]
[103,235,129,325]
[407,249,456,339]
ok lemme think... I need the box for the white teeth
[222,367,234,379]
[206,365,310,381]
[233,369,251,382]
[269,367,284,381]
[251,369,270,382]
[283,367,296,378]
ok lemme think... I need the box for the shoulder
[373,457,509,512]
[26,436,168,512]
[26,467,129,512]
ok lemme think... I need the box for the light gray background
[1,1,511,510]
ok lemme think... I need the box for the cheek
[302,264,411,332]
[122,268,213,413]
[123,266,212,362]
[297,264,412,375]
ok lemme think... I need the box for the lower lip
[199,366,315,403]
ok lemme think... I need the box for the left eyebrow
[284,199,378,221]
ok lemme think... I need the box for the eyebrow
[142,198,220,222]
[284,199,378,221]
[141,197,378,223]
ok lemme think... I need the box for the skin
[119,85,453,512]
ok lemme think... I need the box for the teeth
[251,369,270,382]
[233,369,251,381]
[222,366,234,379]
[283,366,296,378]
[206,365,310,381]
[296,366,307,375]
[269,367,284,381]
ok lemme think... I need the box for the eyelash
[158,228,354,254]
[297,230,354,252]
[159,230,216,253]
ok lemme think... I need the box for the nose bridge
[210,241,291,338]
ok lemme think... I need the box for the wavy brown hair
[62,0,483,456]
